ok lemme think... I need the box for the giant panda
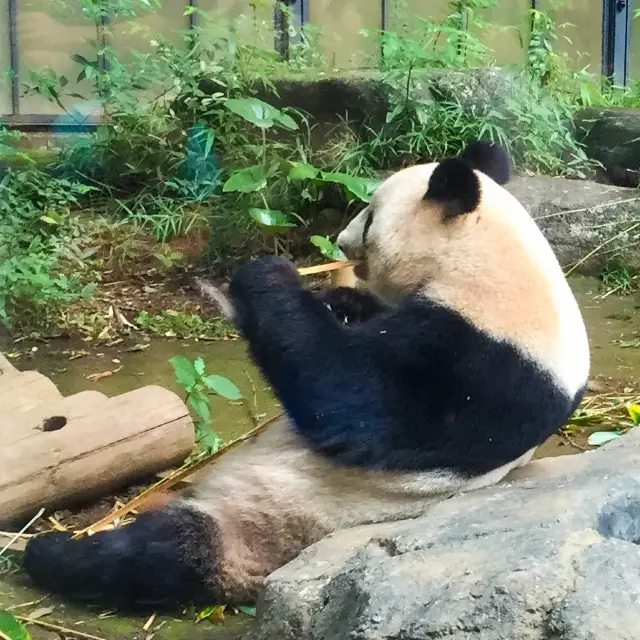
[22,141,590,612]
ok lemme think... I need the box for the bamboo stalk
[16,617,107,640]
[297,260,357,276]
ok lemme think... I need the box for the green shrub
[0,153,98,329]
[351,4,597,177]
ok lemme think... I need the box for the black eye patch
[362,210,374,246]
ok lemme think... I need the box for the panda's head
[337,140,589,394]
[337,141,513,303]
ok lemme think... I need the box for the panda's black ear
[424,157,480,219]
[459,140,511,185]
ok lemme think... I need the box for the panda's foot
[23,504,221,612]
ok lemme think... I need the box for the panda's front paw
[230,256,301,296]
[228,257,303,337]
[317,287,388,324]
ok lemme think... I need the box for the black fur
[23,505,220,612]
[460,141,511,185]
[362,209,374,246]
[425,157,481,218]
[315,287,389,324]
[229,256,586,475]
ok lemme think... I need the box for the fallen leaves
[196,605,226,623]
[196,604,256,623]
[86,366,123,382]
[583,402,640,447]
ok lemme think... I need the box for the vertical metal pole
[189,0,199,30]
[609,0,631,85]
[274,2,291,60]
[299,0,310,24]
[601,0,613,76]
[274,1,307,60]
[622,0,631,84]
[381,0,390,29]
[100,13,110,73]
[601,0,632,85]
[8,0,19,115]
[380,0,390,65]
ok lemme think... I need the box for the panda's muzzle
[353,260,368,281]
[336,238,367,280]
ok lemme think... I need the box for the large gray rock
[427,67,515,114]
[257,68,515,133]
[507,175,640,274]
[250,431,640,640]
[575,107,640,187]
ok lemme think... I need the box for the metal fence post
[8,0,19,115]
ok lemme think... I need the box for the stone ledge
[250,431,640,640]
[508,175,640,274]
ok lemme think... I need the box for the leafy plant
[215,98,379,257]
[223,97,298,131]
[17,0,382,275]
[526,8,558,84]
[154,246,185,270]
[219,97,304,249]
[2,0,622,334]
[0,610,30,640]
[0,154,99,330]
[354,4,597,178]
[310,235,346,261]
[601,265,633,295]
[170,355,243,454]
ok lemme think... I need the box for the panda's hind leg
[23,502,221,612]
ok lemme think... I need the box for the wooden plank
[0,385,195,526]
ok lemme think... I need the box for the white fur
[477,178,589,397]
[183,416,538,602]
[188,418,527,539]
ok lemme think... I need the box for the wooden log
[0,370,62,415]
[0,390,107,447]
[0,385,195,526]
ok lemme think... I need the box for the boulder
[575,107,640,187]
[259,68,515,132]
[427,67,515,114]
[250,430,640,640]
[507,175,640,274]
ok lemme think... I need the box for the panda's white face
[338,162,476,304]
